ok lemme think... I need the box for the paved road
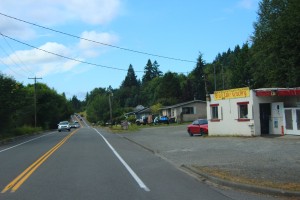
[122,124,300,198]
[0,121,284,200]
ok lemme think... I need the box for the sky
[0,0,260,100]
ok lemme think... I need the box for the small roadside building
[207,87,300,136]
[160,100,207,123]
[124,105,151,120]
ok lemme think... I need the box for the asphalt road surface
[0,122,280,200]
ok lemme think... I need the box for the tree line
[85,0,300,124]
[0,74,75,137]
[1,0,299,133]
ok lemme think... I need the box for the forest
[0,0,299,136]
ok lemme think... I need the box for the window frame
[237,101,250,122]
[182,107,194,114]
[210,104,220,122]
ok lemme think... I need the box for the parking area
[122,125,300,193]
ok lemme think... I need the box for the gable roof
[125,107,150,116]
[160,100,206,110]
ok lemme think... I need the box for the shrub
[14,125,42,136]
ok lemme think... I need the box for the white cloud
[1,42,81,77]
[0,0,121,26]
[64,0,121,25]
[237,0,259,10]
[4,42,69,64]
[78,31,119,57]
[0,0,121,41]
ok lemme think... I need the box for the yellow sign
[214,87,250,100]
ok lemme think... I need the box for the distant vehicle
[70,121,80,129]
[58,121,71,132]
[136,116,148,125]
[70,122,76,129]
[187,119,208,136]
[74,121,80,128]
[159,116,169,124]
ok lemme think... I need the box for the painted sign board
[214,87,250,100]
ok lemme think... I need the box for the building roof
[160,100,206,110]
[254,87,300,97]
[125,107,150,116]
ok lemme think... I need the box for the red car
[187,119,208,136]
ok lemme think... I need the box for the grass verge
[192,166,300,192]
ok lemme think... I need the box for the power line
[1,35,35,76]
[0,50,28,78]
[0,32,143,72]
[0,12,196,64]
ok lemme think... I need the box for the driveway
[121,125,300,196]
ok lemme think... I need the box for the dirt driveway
[121,125,300,193]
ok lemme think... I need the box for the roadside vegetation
[1,0,299,137]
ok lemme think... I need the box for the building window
[210,104,219,121]
[182,107,194,114]
[237,102,250,121]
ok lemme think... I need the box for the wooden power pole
[28,76,42,127]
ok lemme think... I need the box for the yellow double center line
[2,130,78,193]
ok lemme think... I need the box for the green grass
[105,122,189,133]
[0,125,42,141]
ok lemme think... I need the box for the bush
[126,115,136,124]
[14,125,42,136]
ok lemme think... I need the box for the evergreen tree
[251,0,300,87]
[142,59,153,84]
[152,60,163,78]
[189,53,206,100]
[121,64,139,88]
[156,72,181,105]
[142,59,162,84]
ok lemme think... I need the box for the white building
[207,87,300,136]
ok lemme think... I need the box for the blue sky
[0,0,259,100]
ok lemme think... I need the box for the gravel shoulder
[121,125,300,194]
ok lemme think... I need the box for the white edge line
[0,131,56,153]
[93,128,150,192]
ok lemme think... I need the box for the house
[160,100,207,123]
[124,105,151,120]
[207,87,300,136]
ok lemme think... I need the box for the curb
[122,135,300,198]
[181,165,300,198]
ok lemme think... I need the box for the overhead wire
[0,32,143,73]
[0,12,197,64]
[0,34,35,77]
[0,40,29,78]
[0,54,27,78]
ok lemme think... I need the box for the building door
[260,103,271,134]
[284,108,300,135]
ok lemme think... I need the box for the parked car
[187,119,208,136]
[58,121,71,132]
[136,116,148,125]
[159,116,169,124]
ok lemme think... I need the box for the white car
[58,121,71,132]
[74,121,80,128]
[70,121,80,129]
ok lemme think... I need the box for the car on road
[187,119,208,136]
[58,121,71,132]
[70,121,80,129]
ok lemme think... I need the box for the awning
[255,88,300,96]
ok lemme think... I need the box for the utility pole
[108,92,113,126]
[213,64,216,91]
[222,64,225,90]
[28,76,42,128]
